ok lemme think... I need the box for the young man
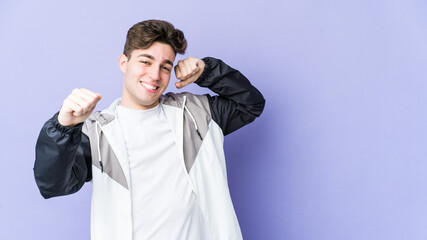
[34,20,265,240]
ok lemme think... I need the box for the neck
[120,96,159,110]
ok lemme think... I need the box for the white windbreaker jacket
[34,57,265,240]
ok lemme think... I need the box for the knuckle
[82,102,90,109]
[64,99,72,107]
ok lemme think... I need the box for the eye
[161,66,171,72]
[139,61,150,65]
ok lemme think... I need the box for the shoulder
[161,92,212,120]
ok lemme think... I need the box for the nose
[147,65,160,81]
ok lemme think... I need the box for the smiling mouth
[140,81,159,91]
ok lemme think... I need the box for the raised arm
[196,57,265,135]
[174,56,265,135]
[33,88,101,199]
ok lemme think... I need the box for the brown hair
[123,19,187,58]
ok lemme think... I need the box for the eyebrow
[137,54,174,66]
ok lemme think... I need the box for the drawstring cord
[182,96,203,141]
[95,122,103,173]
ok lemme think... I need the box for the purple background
[1,0,427,239]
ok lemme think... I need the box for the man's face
[119,41,176,110]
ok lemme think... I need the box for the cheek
[160,73,171,85]
[128,65,146,76]
[134,68,147,76]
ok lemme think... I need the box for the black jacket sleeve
[33,113,92,199]
[196,57,265,135]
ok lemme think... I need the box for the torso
[116,104,208,240]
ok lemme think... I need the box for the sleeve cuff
[51,112,84,135]
[195,57,215,85]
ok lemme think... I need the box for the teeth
[141,82,157,90]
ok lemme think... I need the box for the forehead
[130,42,176,62]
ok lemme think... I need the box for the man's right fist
[58,88,102,127]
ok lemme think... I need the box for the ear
[118,54,128,73]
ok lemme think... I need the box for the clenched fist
[174,57,205,89]
[58,88,102,127]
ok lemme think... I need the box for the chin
[139,99,159,107]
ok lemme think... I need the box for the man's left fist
[174,57,205,89]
